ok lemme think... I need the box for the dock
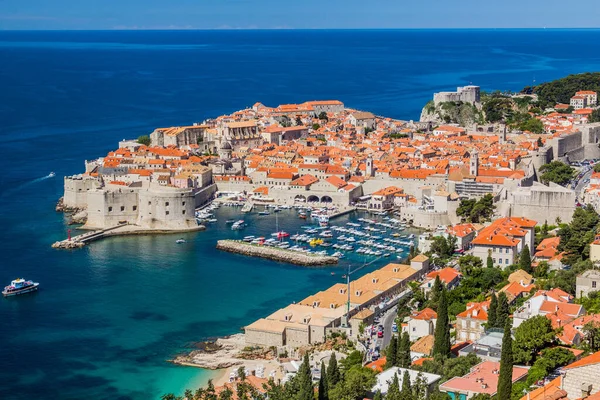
[216,240,338,266]
[52,223,205,249]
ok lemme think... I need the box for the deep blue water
[1,29,600,400]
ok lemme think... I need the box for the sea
[1,29,600,400]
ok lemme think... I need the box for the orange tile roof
[426,267,462,285]
[562,350,600,370]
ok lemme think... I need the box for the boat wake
[1,173,56,197]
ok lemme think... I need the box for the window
[165,202,169,206]
[493,258,496,263]
[506,259,509,264]
[506,248,509,254]
[412,327,416,332]
[120,206,125,211]
[182,210,186,214]
[493,247,496,252]
[133,206,137,211]
[593,281,597,289]
[166,211,170,215]
[498,259,503,264]
[182,201,186,206]
[108,206,113,212]
[148,201,151,205]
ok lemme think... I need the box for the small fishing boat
[176,238,186,244]
[258,211,270,216]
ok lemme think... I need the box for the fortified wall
[63,175,102,209]
[549,123,600,162]
[499,182,576,223]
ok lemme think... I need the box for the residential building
[561,351,600,400]
[577,269,600,298]
[372,367,441,398]
[471,217,537,269]
[410,335,435,360]
[439,360,528,400]
[458,331,504,362]
[421,267,462,295]
[513,288,575,328]
[404,308,437,341]
[456,301,489,342]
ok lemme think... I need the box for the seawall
[216,240,338,266]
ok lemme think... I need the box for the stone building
[433,85,481,106]
[576,269,600,299]
[560,351,600,400]
[150,125,208,147]
[456,301,489,342]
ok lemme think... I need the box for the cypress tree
[432,288,450,358]
[374,390,384,400]
[386,335,398,369]
[327,352,341,388]
[386,373,401,400]
[430,275,443,307]
[297,353,313,400]
[519,245,532,273]
[496,292,510,329]
[398,332,412,367]
[318,361,328,400]
[497,320,514,400]
[487,293,498,329]
[487,252,494,269]
[400,370,413,400]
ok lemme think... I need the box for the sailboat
[270,212,289,240]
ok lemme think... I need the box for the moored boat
[3,278,39,297]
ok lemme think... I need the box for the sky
[0,0,599,30]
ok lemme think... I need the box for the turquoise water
[1,29,600,399]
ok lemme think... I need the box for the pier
[52,223,206,249]
[216,240,338,266]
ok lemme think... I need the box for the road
[575,167,593,198]
[381,305,398,349]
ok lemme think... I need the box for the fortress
[433,85,481,105]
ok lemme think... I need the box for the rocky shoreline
[172,334,254,370]
[216,240,338,266]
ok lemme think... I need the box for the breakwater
[216,240,338,266]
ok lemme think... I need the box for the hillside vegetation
[522,72,600,108]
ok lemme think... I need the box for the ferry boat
[3,278,39,297]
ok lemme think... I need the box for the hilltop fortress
[60,91,600,232]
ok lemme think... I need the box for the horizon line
[2,27,600,32]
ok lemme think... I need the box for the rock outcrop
[172,334,247,370]
[216,240,338,266]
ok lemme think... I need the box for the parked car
[377,330,384,338]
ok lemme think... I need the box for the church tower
[470,150,479,177]
[366,156,374,177]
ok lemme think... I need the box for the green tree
[487,250,494,269]
[398,331,412,367]
[205,380,217,400]
[328,366,376,400]
[487,293,498,329]
[430,275,444,308]
[386,373,402,400]
[137,135,151,146]
[401,370,413,400]
[433,288,450,358]
[496,292,510,329]
[413,372,428,400]
[519,245,532,273]
[297,353,313,400]
[519,118,544,134]
[590,109,600,123]
[312,123,321,130]
[318,111,329,120]
[374,390,384,400]
[537,137,544,148]
[497,321,514,400]
[161,394,177,400]
[458,255,483,275]
[513,315,555,365]
[526,347,575,385]
[386,335,398,368]
[318,361,329,400]
[296,116,303,126]
[582,321,600,352]
[527,72,600,108]
[539,161,575,186]
[218,387,234,400]
[457,198,477,220]
[184,389,193,400]
[327,352,341,388]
